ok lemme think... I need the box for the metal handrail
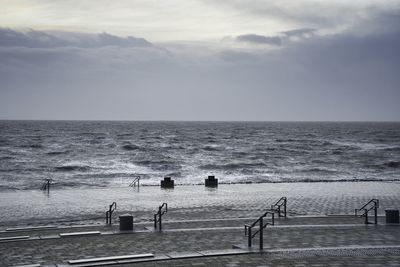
[154,203,168,231]
[40,179,52,191]
[355,199,379,224]
[244,211,274,249]
[106,202,117,225]
[129,176,140,188]
[271,197,287,218]
[356,199,379,211]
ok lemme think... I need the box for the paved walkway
[135,247,400,267]
[1,215,399,266]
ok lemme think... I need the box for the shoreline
[2,178,400,192]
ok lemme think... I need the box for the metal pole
[248,227,252,247]
[259,217,263,250]
[159,206,162,231]
[284,198,287,217]
[109,206,111,225]
[374,205,378,224]
[365,210,368,224]
[159,212,162,231]
[154,214,157,229]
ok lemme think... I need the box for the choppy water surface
[0,121,399,190]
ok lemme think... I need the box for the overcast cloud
[0,1,399,121]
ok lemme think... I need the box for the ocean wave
[121,144,140,151]
[46,150,70,156]
[383,146,400,152]
[202,145,222,151]
[0,184,19,191]
[298,167,338,174]
[57,181,108,187]
[199,162,267,170]
[0,156,15,160]
[276,138,299,143]
[135,159,175,165]
[54,165,91,172]
[134,159,181,171]
[384,161,400,168]
[26,144,43,149]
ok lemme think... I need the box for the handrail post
[109,205,112,224]
[259,217,263,250]
[159,212,162,231]
[158,206,162,231]
[365,209,368,224]
[272,212,275,225]
[248,227,252,247]
[154,214,157,229]
[284,198,287,217]
[374,204,378,224]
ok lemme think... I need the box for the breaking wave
[54,165,91,172]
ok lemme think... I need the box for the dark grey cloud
[236,34,282,46]
[0,28,152,48]
[235,28,316,46]
[0,12,399,121]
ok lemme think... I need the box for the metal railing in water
[355,199,379,224]
[154,203,168,231]
[244,211,274,249]
[40,178,52,192]
[271,197,287,218]
[129,176,140,188]
[106,202,117,225]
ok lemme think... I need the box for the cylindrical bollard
[385,209,399,224]
[119,214,133,231]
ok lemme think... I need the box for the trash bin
[161,177,174,188]
[385,209,399,224]
[205,175,218,187]
[119,214,133,231]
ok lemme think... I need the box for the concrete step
[60,231,101,238]
[68,253,154,265]
[0,235,30,242]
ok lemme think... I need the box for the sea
[1,121,399,191]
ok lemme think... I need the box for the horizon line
[0,119,399,123]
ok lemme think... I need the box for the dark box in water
[161,177,174,188]
[119,214,133,231]
[205,175,218,187]
[385,209,399,224]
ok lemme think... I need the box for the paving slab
[59,231,101,237]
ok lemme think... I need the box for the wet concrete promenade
[1,214,399,266]
[1,182,400,266]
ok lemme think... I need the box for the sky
[0,0,399,121]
